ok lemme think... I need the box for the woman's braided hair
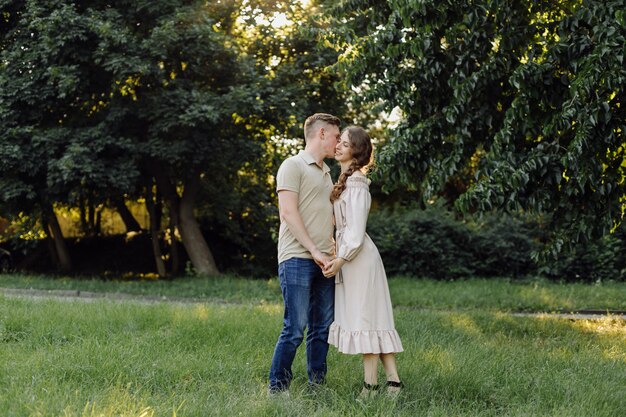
[330,126,373,203]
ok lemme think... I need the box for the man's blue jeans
[269,257,335,391]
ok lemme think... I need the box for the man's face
[321,124,341,158]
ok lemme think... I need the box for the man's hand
[323,257,346,278]
[312,249,332,270]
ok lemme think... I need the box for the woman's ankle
[363,381,379,389]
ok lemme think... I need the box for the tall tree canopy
[0,0,138,270]
[1,0,348,274]
[327,0,626,248]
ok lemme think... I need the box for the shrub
[466,214,540,278]
[367,207,626,282]
[540,234,626,283]
[367,207,476,279]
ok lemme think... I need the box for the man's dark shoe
[268,386,290,398]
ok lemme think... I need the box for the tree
[1,0,264,275]
[193,0,351,274]
[0,0,138,271]
[2,0,351,276]
[326,0,626,249]
[101,1,256,275]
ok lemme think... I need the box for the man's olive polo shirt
[276,150,335,264]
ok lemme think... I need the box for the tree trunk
[114,197,142,232]
[168,215,181,275]
[145,181,167,278]
[179,174,219,275]
[88,192,96,235]
[161,180,181,276]
[44,205,72,272]
[94,207,102,236]
[79,193,89,235]
[155,169,219,275]
[42,215,60,269]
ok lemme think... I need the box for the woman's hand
[323,257,346,278]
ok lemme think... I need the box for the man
[268,113,341,394]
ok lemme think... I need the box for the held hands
[312,249,333,270]
[323,257,346,278]
[311,248,346,278]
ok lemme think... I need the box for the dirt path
[0,287,215,305]
[2,286,626,320]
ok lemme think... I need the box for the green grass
[2,274,626,312]
[1,294,625,416]
[389,278,626,312]
[0,273,282,304]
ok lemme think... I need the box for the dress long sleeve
[336,177,371,261]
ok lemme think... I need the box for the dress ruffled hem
[328,322,404,354]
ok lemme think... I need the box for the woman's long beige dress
[328,175,403,355]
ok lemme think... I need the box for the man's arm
[278,190,332,268]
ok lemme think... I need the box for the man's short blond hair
[303,113,341,143]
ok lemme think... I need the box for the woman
[323,126,403,398]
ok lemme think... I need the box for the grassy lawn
[2,273,626,312]
[1,275,625,416]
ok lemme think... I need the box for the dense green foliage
[328,0,626,247]
[2,0,625,278]
[0,0,137,217]
[544,231,626,282]
[0,0,347,274]
[367,207,626,281]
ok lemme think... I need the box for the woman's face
[335,131,353,163]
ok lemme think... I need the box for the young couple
[268,113,403,398]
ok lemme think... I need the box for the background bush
[7,206,625,282]
[540,233,626,283]
[367,207,626,282]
